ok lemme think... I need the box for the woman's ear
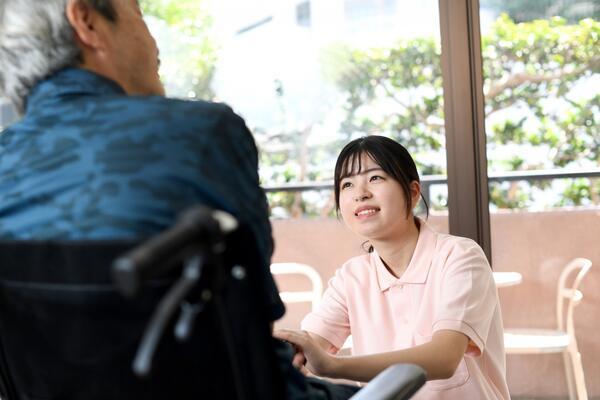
[409,181,421,210]
[65,0,106,51]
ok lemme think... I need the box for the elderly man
[0,1,284,311]
[0,1,363,399]
[0,0,272,268]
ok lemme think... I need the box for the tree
[141,0,216,99]
[482,15,599,208]
[323,39,445,176]
[139,2,599,214]
[261,38,446,217]
[313,14,599,211]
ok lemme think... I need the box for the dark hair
[333,135,429,218]
[85,0,117,21]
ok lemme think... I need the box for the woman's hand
[274,329,337,377]
[291,345,308,372]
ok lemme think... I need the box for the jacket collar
[374,217,437,292]
[25,67,126,113]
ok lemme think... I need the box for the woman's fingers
[292,349,307,369]
[274,329,333,376]
[274,329,308,347]
[275,329,311,371]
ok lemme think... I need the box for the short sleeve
[431,241,498,357]
[301,268,350,349]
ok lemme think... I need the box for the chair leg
[569,349,588,400]
[563,352,576,400]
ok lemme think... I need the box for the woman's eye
[341,182,352,189]
[370,175,383,182]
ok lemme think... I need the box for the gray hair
[0,0,115,115]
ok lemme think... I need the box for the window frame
[439,0,492,261]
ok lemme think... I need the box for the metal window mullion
[438,0,492,262]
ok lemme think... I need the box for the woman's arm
[311,332,340,354]
[275,329,468,382]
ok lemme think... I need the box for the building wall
[209,0,440,131]
[271,209,600,397]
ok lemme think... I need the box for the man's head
[0,0,164,115]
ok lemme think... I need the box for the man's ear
[65,0,106,50]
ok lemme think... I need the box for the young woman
[275,136,510,399]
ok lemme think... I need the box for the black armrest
[350,364,426,400]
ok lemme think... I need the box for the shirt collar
[25,67,126,113]
[374,217,437,292]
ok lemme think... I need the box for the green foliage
[142,1,599,214]
[322,38,445,178]
[318,14,599,211]
[558,178,593,206]
[482,15,599,170]
[483,0,600,23]
[141,0,216,99]
[489,182,531,209]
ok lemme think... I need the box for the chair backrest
[0,225,284,400]
[556,258,593,335]
[270,262,323,311]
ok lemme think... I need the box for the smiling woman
[334,136,427,256]
[275,135,511,399]
[338,156,417,254]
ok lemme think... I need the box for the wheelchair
[0,206,425,399]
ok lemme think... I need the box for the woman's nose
[354,192,372,202]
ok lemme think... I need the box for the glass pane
[479,1,599,398]
[143,0,447,222]
[479,1,599,211]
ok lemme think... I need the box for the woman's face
[338,154,418,242]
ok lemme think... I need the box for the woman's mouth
[355,207,380,217]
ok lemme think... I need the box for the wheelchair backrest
[0,227,283,399]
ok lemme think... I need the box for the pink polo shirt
[301,219,510,399]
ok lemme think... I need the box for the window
[144,0,445,221]
[480,0,599,210]
[140,0,597,226]
[343,0,396,20]
[477,2,599,396]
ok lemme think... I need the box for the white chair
[270,262,323,311]
[504,258,592,400]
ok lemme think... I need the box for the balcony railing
[263,168,600,207]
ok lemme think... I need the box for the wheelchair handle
[112,206,238,297]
